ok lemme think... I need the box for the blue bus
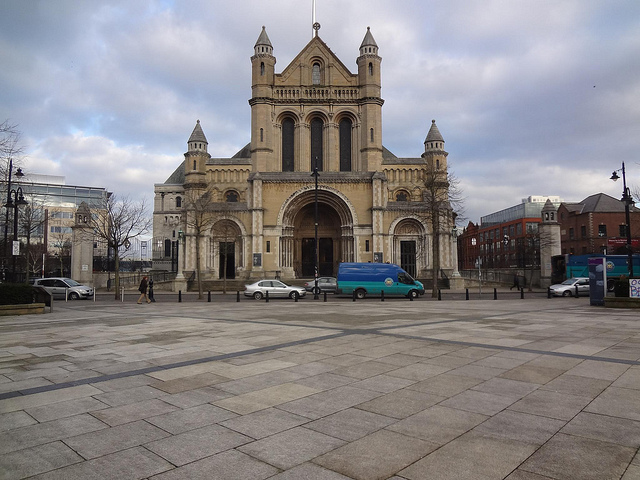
[336,262,425,299]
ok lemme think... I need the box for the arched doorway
[210,219,243,279]
[293,203,341,276]
[393,218,427,278]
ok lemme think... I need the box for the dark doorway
[400,241,417,277]
[219,242,235,279]
[301,237,334,277]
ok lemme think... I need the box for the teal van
[336,262,425,299]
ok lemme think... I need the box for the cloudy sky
[1,0,639,224]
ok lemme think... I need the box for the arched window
[312,63,321,85]
[176,196,182,208]
[339,118,352,171]
[368,62,373,76]
[370,128,374,143]
[260,128,264,142]
[311,117,324,171]
[193,159,197,170]
[225,191,238,202]
[260,62,265,75]
[282,118,295,172]
[396,191,409,202]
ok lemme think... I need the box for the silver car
[244,279,306,300]
[549,277,590,297]
[33,277,94,300]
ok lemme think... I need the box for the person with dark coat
[510,273,520,290]
[137,276,150,304]
[148,277,155,302]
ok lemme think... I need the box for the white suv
[33,277,94,300]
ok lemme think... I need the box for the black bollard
[575,285,579,298]
[493,288,497,300]
[466,288,469,300]
[178,290,182,303]
[381,290,385,302]
[352,291,356,302]
[237,291,240,302]
[547,287,551,299]
[208,291,211,302]
[323,291,327,302]
[294,291,298,302]
[266,291,269,303]
[520,288,524,299]
[409,293,413,301]
[438,289,441,301]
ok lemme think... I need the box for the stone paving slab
[1,298,640,479]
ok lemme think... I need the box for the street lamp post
[3,159,24,279]
[311,165,319,299]
[610,162,634,278]
[6,186,28,282]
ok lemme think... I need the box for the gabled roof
[561,192,640,214]
[278,35,355,84]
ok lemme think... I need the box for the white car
[549,277,590,297]
[33,277,94,300]
[244,279,306,300]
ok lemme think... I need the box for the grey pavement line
[2,311,639,401]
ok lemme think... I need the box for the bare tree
[50,235,72,277]
[18,199,48,280]
[92,194,151,300]
[182,187,218,299]
[418,163,465,297]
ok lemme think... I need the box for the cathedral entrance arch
[392,218,427,278]
[279,188,356,278]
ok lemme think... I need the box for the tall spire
[312,0,320,38]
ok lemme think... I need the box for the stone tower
[539,199,561,287]
[71,201,93,285]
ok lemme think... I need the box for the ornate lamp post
[311,164,319,299]
[610,162,634,278]
[6,186,28,282]
[3,159,24,279]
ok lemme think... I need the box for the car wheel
[562,290,571,297]
[289,291,299,299]
[253,291,264,300]
[355,289,366,299]
[408,289,419,299]
[68,292,79,300]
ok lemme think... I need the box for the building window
[395,191,408,202]
[370,128,374,143]
[365,240,370,252]
[339,118,352,171]
[569,228,574,240]
[282,118,294,172]
[260,128,264,142]
[581,225,587,238]
[164,239,171,257]
[176,196,182,208]
[266,241,271,253]
[260,62,265,75]
[598,225,607,237]
[311,117,324,171]
[225,191,238,202]
[368,62,373,76]
[620,224,628,237]
[193,160,197,170]
[312,63,321,85]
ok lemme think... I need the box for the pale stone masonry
[153,25,456,282]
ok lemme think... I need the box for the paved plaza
[1,295,639,479]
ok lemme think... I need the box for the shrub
[0,283,34,305]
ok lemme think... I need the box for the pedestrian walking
[510,273,520,290]
[137,276,150,304]
[148,277,155,302]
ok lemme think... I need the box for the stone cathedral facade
[153,26,457,283]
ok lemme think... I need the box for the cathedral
[153,24,457,284]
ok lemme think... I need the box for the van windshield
[397,272,415,285]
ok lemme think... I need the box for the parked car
[244,279,306,300]
[549,277,590,297]
[33,277,94,300]
[304,277,338,294]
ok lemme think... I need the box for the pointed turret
[359,26,378,56]
[184,120,210,189]
[188,120,208,153]
[422,119,448,171]
[254,26,273,56]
